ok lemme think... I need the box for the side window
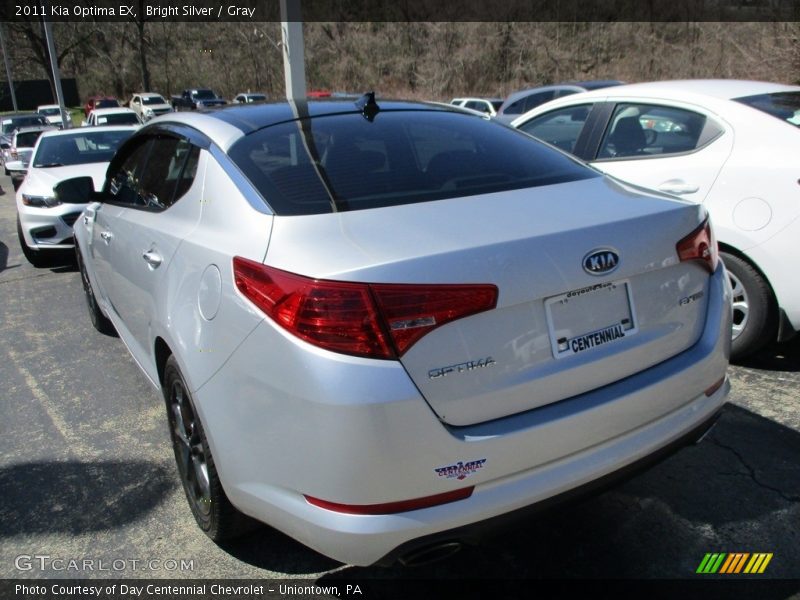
[502,98,527,115]
[597,103,721,160]
[108,137,152,206]
[524,91,555,112]
[465,100,490,114]
[517,104,594,154]
[108,135,200,211]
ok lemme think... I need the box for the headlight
[22,194,61,208]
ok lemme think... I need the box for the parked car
[83,107,141,127]
[495,80,624,123]
[13,126,138,266]
[84,96,120,117]
[171,88,227,110]
[233,92,267,104]
[36,104,68,128]
[5,125,55,185]
[450,97,503,116]
[64,98,730,567]
[1,113,50,171]
[129,92,173,121]
[511,79,800,359]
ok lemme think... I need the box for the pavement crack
[710,438,800,503]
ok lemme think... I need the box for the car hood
[24,162,109,196]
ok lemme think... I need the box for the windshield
[2,116,48,134]
[194,90,216,100]
[229,109,597,216]
[735,92,800,128]
[33,129,134,168]
[142,96,166,105]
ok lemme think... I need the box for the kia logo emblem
[583,249,620,275]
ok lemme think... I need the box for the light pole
[42,3,70,128]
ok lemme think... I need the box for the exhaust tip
[399,541,463,567]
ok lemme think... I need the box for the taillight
[676,217,718,273]
[233,257,498,359]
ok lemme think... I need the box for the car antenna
[355,92,380,122]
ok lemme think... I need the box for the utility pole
[0,23,18,112]
[42,5,70,128]
[280,0,306,101]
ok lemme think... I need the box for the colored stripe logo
[696,553,773,574]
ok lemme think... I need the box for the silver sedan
[67,97,731,566]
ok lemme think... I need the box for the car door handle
[658,180,699,195]
[100,231,113,243]
[142,249,163,268]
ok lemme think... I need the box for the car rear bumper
[193,263,731,566]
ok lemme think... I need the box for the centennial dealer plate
[545,280,638,358]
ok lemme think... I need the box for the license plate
[545,280,637,358]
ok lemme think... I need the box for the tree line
[3,20,798,104]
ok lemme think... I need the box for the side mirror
[54,176,97,204]
[5,160,27,173]
[0,142,10,150]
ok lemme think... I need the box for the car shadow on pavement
[312,404,800,581]
[735,337,800,372]
[0,241,14,274]
[0,460,173,536]
[218,527,342,576]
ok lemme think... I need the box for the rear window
[15,131,43,147]
[228,110,597,215]
[735,92,800,128]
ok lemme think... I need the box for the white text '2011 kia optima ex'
[65,97,731,566]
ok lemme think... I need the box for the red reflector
[704,377,725,397]
[304,487,474,515]
[676,217,718,273]
[233,257,497,359]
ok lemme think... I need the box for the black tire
[75,243,117,336]
[163,356,259,541]
[721,251,777,361]
[17,216,47,268]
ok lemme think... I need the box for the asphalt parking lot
[1,171,798,587]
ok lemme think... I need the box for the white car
[233,92,267,103]
[63,99,730,566]
[512,79,800,359]
[450,97,503,116]
[14,126,138,266]
[83,107,141,127]
[36,104,68,128]
[129,92,173,121]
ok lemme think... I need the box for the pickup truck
[171,88,227,111]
